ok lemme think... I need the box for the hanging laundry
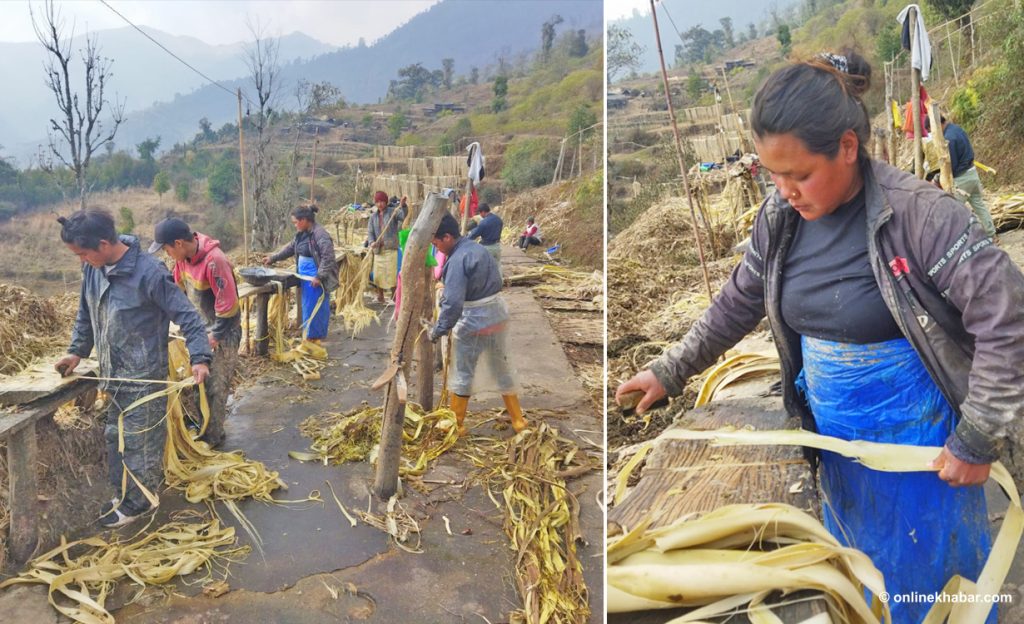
[466,141,485,183]
[897,4,932,81]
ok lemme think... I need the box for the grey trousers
[103,384,167,511]
[953,167,996,238]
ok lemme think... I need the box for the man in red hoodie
[150,218,240,448]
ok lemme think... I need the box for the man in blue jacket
[942,115,996,239]
[467,203,504,277]
[54,209,212,527]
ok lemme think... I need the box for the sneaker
[99,498,156,528]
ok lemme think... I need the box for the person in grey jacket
[616,51,1023,624]
[429,214,526,436]
[264,205,338,342]
[366,190,406,304]
[54,210,212,528]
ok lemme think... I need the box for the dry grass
[0,284,77,376]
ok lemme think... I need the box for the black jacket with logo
[651,160,1024,463]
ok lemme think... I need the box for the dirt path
[0,247,603,623]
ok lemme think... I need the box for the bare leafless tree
[242,20,282,251]
[32,0,125,210]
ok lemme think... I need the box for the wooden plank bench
[237,250,361,356]
[609,397,827,623]
[0,366,99,565]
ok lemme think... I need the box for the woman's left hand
[310,277,321,289]
[930,446,991,486]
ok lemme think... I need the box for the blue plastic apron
[297,255,329,340]
[797,336,993,624]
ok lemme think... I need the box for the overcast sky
[0,0,441,46]
[606,0,649,20]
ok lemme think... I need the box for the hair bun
[839,49,871,98]
[56,216,67,225]
[311,205,319,213]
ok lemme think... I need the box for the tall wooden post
[8,425,39,563]
[374,192,448,499]
[649,0,713,300]
[414,268,435,411]
[310,128,319,204]
[237,89,252,354]
[909,6,924,178]
[928,100,954,191]
[884,61,894,166]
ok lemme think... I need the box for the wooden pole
[8,424,39,563]
[650,0,712,300]
[237,90,249,265]
[237,89,252,354]
[884,61,894,166]
[310,127,319,204]
[459,148,474,234]
[414,268,434,411]
[928,100,955,192]
[374,192,448,499]
[254,293,269,356]
[910,6,924,179]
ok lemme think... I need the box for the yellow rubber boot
[502,394,528,433]
[451,394,470,437]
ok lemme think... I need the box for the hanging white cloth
[466,141,485,183]
[897,4,932,81]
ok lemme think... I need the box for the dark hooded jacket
[269,223,339,292]
[650,160,1024,464]
[68,235,212,390]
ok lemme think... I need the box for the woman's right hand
[615,370,668,415]
[55,354,81,377]
[262,255,272,266]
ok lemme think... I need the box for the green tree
[387,63,440,101]
[439,117,473,156]
[567,104,597,140]
[153,171,170,203]
[777,24,792,56]
[174,180,190,202]
[567,29,588,57]
[608,24,645,80]
[197,117,216,143]
[442,58,454,89]
[876,23,903,63]
[719,17,735,48]
[470,66,479,85]
[387,110,407,141]
[207,158,240,204]
[501,138,560,191]
[361,113,374,128]
[926,0,977,44]
[492,75,509,112]
[117,206,135,235]
[136,137,161,161]
[747,23,758,40]
[687,68,705,100]
[541,14,564,62]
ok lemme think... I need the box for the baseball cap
[148,218,192,253]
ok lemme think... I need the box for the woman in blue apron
[265,205,338,343]
[617,49,1023,624]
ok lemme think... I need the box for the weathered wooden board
[0,360,99,407]
[547,315,603,346]
[537,297,601,312]
[609,396,818,533]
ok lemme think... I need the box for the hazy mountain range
[610,0,801,75]
[0,28,335,163]
[2,0,602,166]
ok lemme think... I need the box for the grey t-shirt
[780,188,903,344]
